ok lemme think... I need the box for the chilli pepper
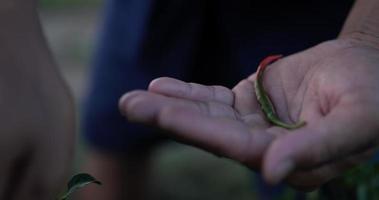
[254,55,306,129]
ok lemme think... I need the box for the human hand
[0,69,75,199]
[119,39,379,190]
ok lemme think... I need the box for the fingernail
[272,160,294,184]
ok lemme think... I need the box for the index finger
[149,77,234,105]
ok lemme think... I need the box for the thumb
[262,103,379,184]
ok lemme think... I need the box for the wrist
[339,31,379,50]
[338,0,379,50]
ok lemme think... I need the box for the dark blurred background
[38,1,260,200]
[37,1,322,199]
[36,1,379,199]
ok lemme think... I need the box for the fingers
[149,77,264,119]
[120,90,239,123]
[263,102,379,184]
[232,79,261,116]
[119,89,273,168]
[149,77,234,106]
[156,106,274,168]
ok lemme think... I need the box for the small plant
[59,173,101,200]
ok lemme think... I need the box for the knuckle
[213,86,234,104]
[187,83,196,97]
[195,101,211,116]
[148,77,171,90]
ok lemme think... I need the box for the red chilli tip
[257,55,283,76]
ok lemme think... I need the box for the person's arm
[0,2,75,199]
[339,0,379,49]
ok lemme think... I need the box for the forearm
[0,2,54,74]
[339,0,379,49]
[0,2,74,123]
[0,2,70,100]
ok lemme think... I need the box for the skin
[0,1,75,199]
[255,55,306,129]
[120,0,379,190]
[0,0,377,197]
[119,38,379,190]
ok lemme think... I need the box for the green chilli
[254,55,306,129]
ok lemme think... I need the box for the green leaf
[60,173,101,200]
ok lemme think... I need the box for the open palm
[119,39,379,189]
